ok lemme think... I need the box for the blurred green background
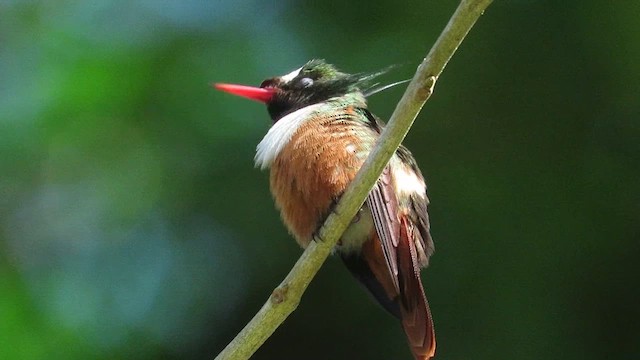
[1,1,638,359]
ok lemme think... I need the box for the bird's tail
[341,232,436,359]
[397,219,436,360]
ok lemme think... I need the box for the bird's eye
[299,77,314,88]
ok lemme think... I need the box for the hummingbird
[215,59,436,359]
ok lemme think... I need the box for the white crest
[254,103,323,169]
[280,67,302,83]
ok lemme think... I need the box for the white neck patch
[254,103,323,169]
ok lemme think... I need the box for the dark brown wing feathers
[366,165,436,359]
[365,166,401,291]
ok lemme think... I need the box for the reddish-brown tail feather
[341,229,435,359]
[398,218,436,360]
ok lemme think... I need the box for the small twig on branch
[215,1,493,359]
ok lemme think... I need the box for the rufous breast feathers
[269,109,374,247]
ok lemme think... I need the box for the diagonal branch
[215,1,493,359]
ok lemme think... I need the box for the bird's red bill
[214,83,276,103]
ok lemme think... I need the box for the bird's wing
[366,161,436,359]
[365,166,401,292]
[396,145,434,264]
